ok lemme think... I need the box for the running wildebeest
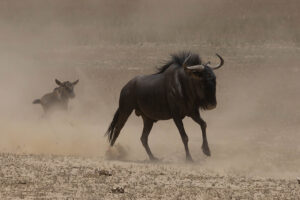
[33,79,79,114]
[106,52,224,161]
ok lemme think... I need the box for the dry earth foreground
[0,153,299,200]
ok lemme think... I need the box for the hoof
[186,157,194,162]
[202,145,211,157]
[150,157,159,162]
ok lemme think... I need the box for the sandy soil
[1,153,299,200]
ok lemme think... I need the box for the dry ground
[1,153,299,200]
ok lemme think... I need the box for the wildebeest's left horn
[208,53,224,70]
[187,65,205,71]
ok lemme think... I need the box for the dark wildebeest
[33,79,79,114]
[106,52,224,161]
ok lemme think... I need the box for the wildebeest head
[183,54,224,110]
[55,79,79,99]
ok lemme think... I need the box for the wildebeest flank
[33,79,79,114]
[106,52,224,161]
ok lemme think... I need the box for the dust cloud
[0,0,299,178]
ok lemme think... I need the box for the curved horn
[204,61,211,66]
[207,53,224,70]
[186,65,205,71]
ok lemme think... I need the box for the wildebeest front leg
[191,112,211,156]
[173,118,193,161]
[141,117,157,161]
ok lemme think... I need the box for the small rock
[111,187,125,194]
[95,169,112,176]
[297,178,300,184]
[18,180,27,185]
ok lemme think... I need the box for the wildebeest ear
[55,79,63,86]
[72,79,79,85]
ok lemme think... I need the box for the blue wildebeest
[33,79,79,114]
[106,52,224,161]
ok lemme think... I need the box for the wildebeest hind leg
[191,112,211,156]
[173,118,193,162]
[141,116,157,161]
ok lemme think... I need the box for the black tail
[33,99,41,104]
[105,108,121,146]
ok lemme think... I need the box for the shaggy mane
[156,52,202,74]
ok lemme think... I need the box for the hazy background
[0,0,299,178]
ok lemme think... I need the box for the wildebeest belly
[135,75,172,120]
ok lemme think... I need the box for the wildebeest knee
[200,120,207,129]
[135,109,141,116]
[181,135,189,143]
[140,136,147,146]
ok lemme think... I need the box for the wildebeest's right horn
[208,53,224,70]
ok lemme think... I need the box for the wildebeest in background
[106,52,224,161]
[33,79,79,114]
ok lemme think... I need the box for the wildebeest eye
[193,71,203,77]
